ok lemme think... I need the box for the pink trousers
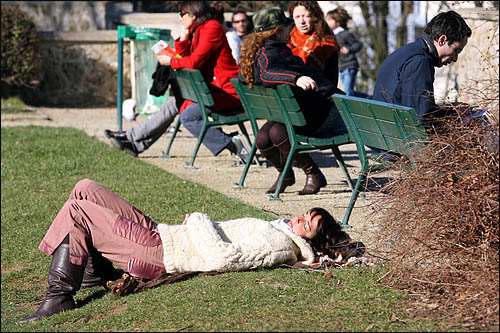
[38,179,166,279]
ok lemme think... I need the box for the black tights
[255,121,289,152]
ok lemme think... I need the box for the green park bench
[161,68,253,168]
[231,79,355,210]
[332,94,429,225]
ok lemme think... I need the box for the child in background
[326,7,362,97]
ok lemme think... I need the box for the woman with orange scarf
[239,6,347,196]
[288,1,340,86]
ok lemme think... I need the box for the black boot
[109,137,139,157]
[104,129,127,140]
[81,251,123,289]
[294,153,327,195]
[17,236,84,324]
[260,145,295,194]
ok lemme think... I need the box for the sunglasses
[179,11,190,17]
[233,19,248,24]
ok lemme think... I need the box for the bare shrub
[371,110,499,330]
[369,15,499,329]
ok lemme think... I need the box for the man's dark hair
[424,10,472,44]
[231,10,247,22]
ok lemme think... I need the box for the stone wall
[27,31,131,107]
[453,8,499,107]
[434,8,499,106]
[1,1,132,30]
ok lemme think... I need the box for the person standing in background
[225,10,252,63]
[326,7,362,97]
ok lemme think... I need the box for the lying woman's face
[287,210,320,240]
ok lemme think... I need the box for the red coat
[171,19,242,114]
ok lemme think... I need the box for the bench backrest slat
[174,68,214,107]
[332,94,427,155]
[232,79,305,126]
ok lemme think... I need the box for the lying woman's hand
[296,76,318,91]
[183,213,191,225]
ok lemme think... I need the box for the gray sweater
[334,28,362,72]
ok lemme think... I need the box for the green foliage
[1,126,443,331]
[1,6,44,95]
[0,96,27,113]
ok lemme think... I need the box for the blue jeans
[180,103,231,156]
[339,68,358,97]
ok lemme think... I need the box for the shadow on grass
[76,289,109,308]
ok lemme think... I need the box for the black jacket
[149,63,184,109]
[239,38,343,133]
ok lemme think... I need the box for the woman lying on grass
[18,179,362,324]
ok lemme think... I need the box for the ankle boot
[294,153,327,195]
[81,252,123,289]
[260,146,295,194]
[17,237,84,324]
[266,169,295,194]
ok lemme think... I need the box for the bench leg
[233,140,258,190]
[237,122,261,166]
[341,168,367,228]
[160,117,181,158]
[269,148,296,201]
[331,146,354,191]
[184,124,208,169]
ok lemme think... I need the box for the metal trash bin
[116,25,174,130]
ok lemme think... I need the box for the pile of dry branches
[371,112,499,330]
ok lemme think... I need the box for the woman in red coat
[158,1,245,157]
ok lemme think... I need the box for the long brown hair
[239,25,282,88]
[307,207,351,255]
[288,1,333,40]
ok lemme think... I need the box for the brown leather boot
[17,236,84,324]
[266,169,295,194]
[294,153,327,195]
[260,145,295,194]
[81,251,123,289]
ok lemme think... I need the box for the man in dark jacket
[372,11,471,126]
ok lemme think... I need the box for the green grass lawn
[1,126,443,331]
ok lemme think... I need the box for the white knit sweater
[157,212,316,273]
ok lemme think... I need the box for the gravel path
[2,107,389,244]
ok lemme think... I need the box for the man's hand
[340,46,350,54]
[296,76,318,91]
[158,54,172,67]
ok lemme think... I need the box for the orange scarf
[289,28,339,71]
